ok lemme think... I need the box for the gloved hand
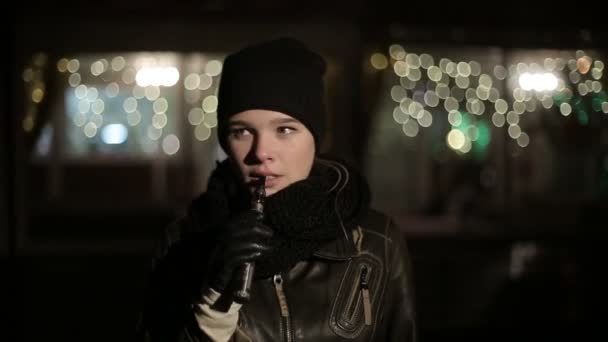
[207,210,273,294]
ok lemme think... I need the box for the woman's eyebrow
[268,118,301,125]
[227,120,250,127]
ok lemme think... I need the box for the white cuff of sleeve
[193,288,243,342]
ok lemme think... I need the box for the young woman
[139,37,417,342]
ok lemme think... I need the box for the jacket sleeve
[136,216,219,342]
[381,217,418,342]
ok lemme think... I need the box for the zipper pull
[273,274,289,318]
[360,266,372,326]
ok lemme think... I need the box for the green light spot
[476,121,491,147]
[577,110,589,126]
[592,95,604,112]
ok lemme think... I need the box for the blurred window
[364,44,608,227]
[28,52,226,162]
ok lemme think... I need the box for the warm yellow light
[188,108,204,125]
[84,122,97,138]
[152,113,168,129]
[153,98,169,114]
[204,112,218,128]
[427,66,442,82]
[456,62,471,77]
[393,61,408,77]
[67,59,80,73]
[492,112,505,127]
[57,58,69,72]
[147,126,162,141]
[390,86,407,102]
[162,134,180,155]
[86,87,99,101]
[123,97,138,113]
[205,60,223,77]
[560,103,572,116]
[145,86,161,101]
[418,110,433,127]
[199,74,213,90]
[184,73,200,90]
[518,72,557,91]
[370,53,388,70]
[508,125,521,139]
[447,129,465,150]
[31,88,44,103]
[22,115,34,132]
[91,99,105,114]
[136,67,180,87]
[419,54,434,69]
[393,106,408,124]
[577,56,592,74]
[448,110,462,126]
[127,110,142,126]
[202,95,218,113]
[389,44,406,60]
[111,56,126,71]
[195,123,212,141]
[517,132,530,147]
[402,120,419,137]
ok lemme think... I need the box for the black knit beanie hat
[216,37,327,153]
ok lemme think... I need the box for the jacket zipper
[360,266,372,326]
[273,274,293,342]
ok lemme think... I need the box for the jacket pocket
[329,253,385,339]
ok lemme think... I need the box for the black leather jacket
[236,209,417,342]
[139,208,417,342]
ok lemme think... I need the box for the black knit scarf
[187,155,370,279]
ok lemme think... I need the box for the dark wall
[3,11,15,342]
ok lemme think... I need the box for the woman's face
[226,109,316,196]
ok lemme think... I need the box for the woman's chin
[264,188,279,197]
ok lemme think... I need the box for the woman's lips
[263,176,279,188]
[249,175,280,189]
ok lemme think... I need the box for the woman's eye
[230,128,250,138]
[278,127,295,135]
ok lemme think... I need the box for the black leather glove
[208,210,273,293]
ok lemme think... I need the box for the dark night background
[3,2,607,341]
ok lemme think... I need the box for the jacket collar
[310,157,363,261]
[313,228,358,260]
